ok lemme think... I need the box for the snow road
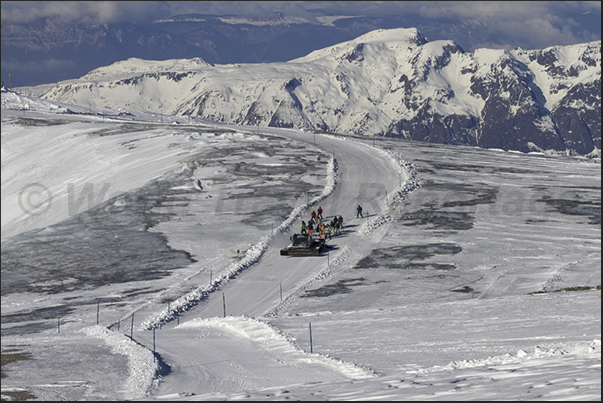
[179,130,405,319]
[132,128,410,396]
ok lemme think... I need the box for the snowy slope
[1,90,600,401]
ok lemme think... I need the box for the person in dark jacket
[356,205,363,218]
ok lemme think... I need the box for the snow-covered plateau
[1,88,600,401]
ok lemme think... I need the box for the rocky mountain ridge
[22,28,601,156]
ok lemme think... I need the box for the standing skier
[356,205,363,218]
[317,206,323,220]
[301,221,307,235]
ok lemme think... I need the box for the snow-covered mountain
[23,28,601,156]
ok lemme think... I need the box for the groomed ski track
[181,127,406,319]
[133,127,414,397]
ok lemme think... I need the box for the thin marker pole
[280,283,283,302]
[223,293,226,318]
[96,299,100,325]
[130,313,134,339]
[58,318,60,334]
[153,328,156,363]
[309,322,313,353]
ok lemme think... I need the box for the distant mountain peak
[28,28,601,156]
[82,57,212,80]
[292,27,429,64]
[354,27,428,45]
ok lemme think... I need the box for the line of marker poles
[92,298,182,337]
[86,300,137,341]
[82,290,311,369]
[88,279,312,359]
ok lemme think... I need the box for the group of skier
[300,206,344,240]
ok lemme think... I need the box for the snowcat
[280,233,326,256]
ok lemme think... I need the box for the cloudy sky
[1,1,600,87]
[2,1,601,49]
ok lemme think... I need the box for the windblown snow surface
[1,89,600,401]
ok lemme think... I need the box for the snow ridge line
[359,148,421,235]
[140,151,339,330]
[258,314,380,380]
[413,339,601,375]
[81,325,160,400]
[178,315,378,380]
